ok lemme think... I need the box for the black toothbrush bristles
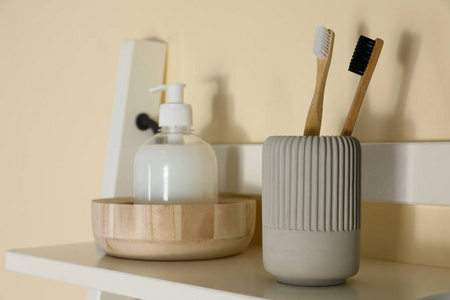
[348,35,376,75]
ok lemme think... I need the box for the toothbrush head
[348,35,376,76]
[313,25,331,59]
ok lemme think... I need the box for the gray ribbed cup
[262,136,361,286]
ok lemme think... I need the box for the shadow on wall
[348,24,421,142]
[354,24,422,262]
[200,76,249,144]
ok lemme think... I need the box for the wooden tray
[92,197,256,260]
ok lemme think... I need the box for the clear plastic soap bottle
[134,83,218,205]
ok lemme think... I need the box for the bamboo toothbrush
[304,25,335,136]
[341,36,384,136]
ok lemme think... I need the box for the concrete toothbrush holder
[262,136,361,286]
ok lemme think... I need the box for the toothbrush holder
[262,136,361,286]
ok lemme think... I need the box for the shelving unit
[6,35,450,299]
[6,242,450,300]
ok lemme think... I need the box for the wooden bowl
[92,197,256,260]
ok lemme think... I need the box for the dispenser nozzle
[149,83,186,104]
[149,83,192,127]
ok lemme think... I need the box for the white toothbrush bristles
[313,25,331,59]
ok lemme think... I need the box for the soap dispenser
[134,83,218,205]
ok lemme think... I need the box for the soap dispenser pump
[134,83,218,205]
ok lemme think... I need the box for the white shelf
[214,142,450,206]
[6,243,450,300]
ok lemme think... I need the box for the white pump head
[149,83,192,127]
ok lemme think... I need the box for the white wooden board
[102,40,166,198]
[213,142,450,206]
[6,243,450,300]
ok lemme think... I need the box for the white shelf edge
[5,250,263,300]
[213,142,450,206]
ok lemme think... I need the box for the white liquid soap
[134,83,218,205]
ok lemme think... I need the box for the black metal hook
[136,113,159,134]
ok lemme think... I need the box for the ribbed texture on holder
[262,136,361,232]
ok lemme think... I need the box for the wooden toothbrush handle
[303,71,325,136]
[341,38,384,136]
[304,30,335,136]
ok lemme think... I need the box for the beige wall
[1,0,449,299]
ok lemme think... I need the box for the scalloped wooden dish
[92,197,256,261]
